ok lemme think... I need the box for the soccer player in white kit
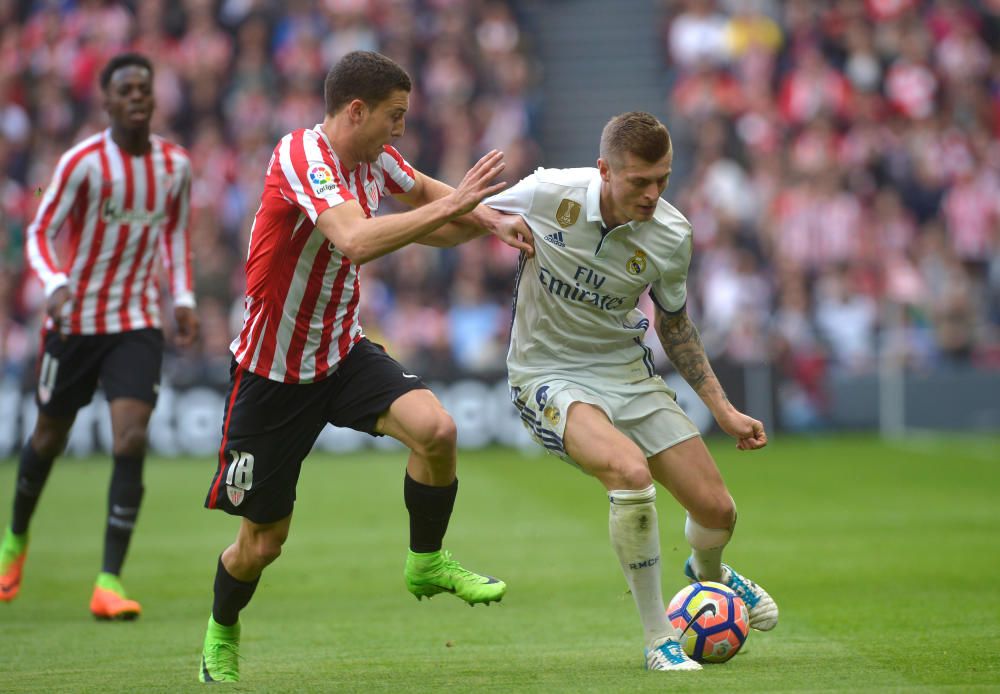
[487,112,779,672]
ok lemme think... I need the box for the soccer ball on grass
[667,581,749,663]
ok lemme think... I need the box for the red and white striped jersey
[25,129,195,335]
[230,124,416,384]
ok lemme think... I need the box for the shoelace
[435,551,483,583]
[661,641,689,664]
[205,641,240,678]
[724,567,761,607]
[649,641,690,668]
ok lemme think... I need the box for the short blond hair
[599,112,671,166]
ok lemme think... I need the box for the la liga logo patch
[309,165,332,186]
[309,165,338,195]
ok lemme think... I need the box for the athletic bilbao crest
[556,199,580,228]
[227,486,245,506]
[364,179,379,211]
[224,450,255,507]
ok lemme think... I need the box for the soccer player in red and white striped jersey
[197,51,531,683]
[0,54,199,620]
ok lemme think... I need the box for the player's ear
[346,98,367,124]
[597,157,610,182]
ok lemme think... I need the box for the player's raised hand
[717,410,768,451]
[493,211,534,256]
[448,150,507,217]
[475,206,534,256]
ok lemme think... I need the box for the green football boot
[404,549,506,606]
[199,616,241,683]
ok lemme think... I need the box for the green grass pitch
[1,434,998,692]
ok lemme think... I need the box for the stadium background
[0,0,997,457]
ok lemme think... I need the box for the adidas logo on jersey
[542,231,565,247]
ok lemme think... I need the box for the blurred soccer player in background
[488,111,778,672]
[0,53,199,620]
[197,50,529,683]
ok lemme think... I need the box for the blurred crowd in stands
[661,0,999,428]
[0,0,541,387]
[0,0,997,430]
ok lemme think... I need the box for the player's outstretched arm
[396,171,534,255]
[654,306,767,450]
[315,150,507,265]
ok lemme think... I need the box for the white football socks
[684,513,733,581]
[608,485,672,646]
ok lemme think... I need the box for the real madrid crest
[626,249,647,275]
[543,404,561,426]
[555,199,581,228]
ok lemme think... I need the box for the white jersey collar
[313,123,335,152]
[585,169,606,224]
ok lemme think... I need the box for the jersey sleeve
[649,233,691,314]
[161,147,195,308]
[485,172,539,217]
[379,145,416,194]
[24,148,92,297]
[275,130,354,224]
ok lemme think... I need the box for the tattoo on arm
[654,308,726,402]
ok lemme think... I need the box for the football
[667,581,749,663]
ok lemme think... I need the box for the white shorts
[510,375,701,469]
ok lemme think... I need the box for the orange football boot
[90,572,142,620]
[0,527,27,602]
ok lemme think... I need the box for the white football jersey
[487,167,692,385]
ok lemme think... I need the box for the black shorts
[35,328,164,417]
[204,338,428,523]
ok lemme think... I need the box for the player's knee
[31,428,69,459]
[255,540,282,566]
[414,412,457,459]
[606,459,653,491]
[620,466,653,491]
[699,494,736,531]
[248,533,285,568]
[112,426,148,458]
